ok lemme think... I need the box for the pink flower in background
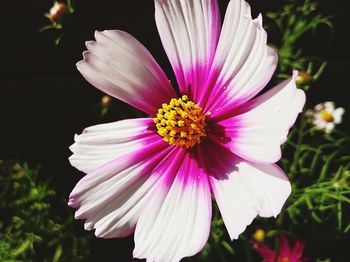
[255,235,306,262]
[68,0,305,261]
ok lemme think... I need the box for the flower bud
[101,95,112,107]
[296,71,312,86]
[47,2,67,22]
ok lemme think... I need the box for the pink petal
[255,242,276,262]
[291,242,305,261]
[205,142,291,240]
[279,235,293,258]
[69,118,156,173]
[68,128,172,238]
[199,0,278,113]
[77,30,176,115]
[133,149,212,262]
[209,71,306,163]
[155,0,221,100]
[278,235,305,261]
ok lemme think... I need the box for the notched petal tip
[84,222,94,231]
[82,51,91,60]
[94,29,102,39]
[68,144,75,154]
[85,40,95,49]
[254,13,263,27]
[68,198,77,208]
[75,60,85,70]
[229,217,255,241]
[292,69,299,80]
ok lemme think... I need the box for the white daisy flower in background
[307,102,345,133]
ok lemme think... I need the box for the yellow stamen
[320,110,334,122]
[252,229,265,242]
[280,257,291,262]
[153,95,206,148]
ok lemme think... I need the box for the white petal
[315,103,324,111]
[211,71,305,163]
[314,119,327,129]
[69,118,156,173]
[133,151,212,262]
[324,101,335,112]
[69,133,172,238]
[77,30,176,115]
[333,107,345,124]
[155,0,221,99]
[210,158,291,240]
[201,0,277,112]
[325,122,335,133]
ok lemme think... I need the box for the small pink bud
[101,95,112,107]
[47,2,67,22]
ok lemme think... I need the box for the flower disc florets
[153,95,206,148]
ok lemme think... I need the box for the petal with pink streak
[133,149,212,262]
[255,242,276,262]
[205,143,291,240]
[155,0,221,100]
[209,72,306,163]
[68,129,173,238]
[290,240,304,261]
[76,30,176,115]
[69,118,158,173]
[200,0,278,113]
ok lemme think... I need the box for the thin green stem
[289,114,306,179]
[242,236,253,262]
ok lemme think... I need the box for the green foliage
[0,161,90,261]
[267,0,332,91]
[281,118,350,232]
[267,0,332,70]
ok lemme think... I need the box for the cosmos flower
[68,0,305,261]
[306,102,344,133]
[255,235,306,262]
[46,2,67,22]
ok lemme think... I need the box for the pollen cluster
[320,110,334,122]
[153,95,206,148]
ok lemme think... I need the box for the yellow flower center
[252,229,265,242]
[280,257,291,262]
[153,95,206,148]
[320,110,334,122]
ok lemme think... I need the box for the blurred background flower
[254,235,305,262]
[46,2,67,23]
[306,102,345,133]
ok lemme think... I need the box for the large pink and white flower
[68,0,305,261]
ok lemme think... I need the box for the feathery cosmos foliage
[0,161,90,261]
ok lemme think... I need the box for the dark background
[0,0,349,261]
